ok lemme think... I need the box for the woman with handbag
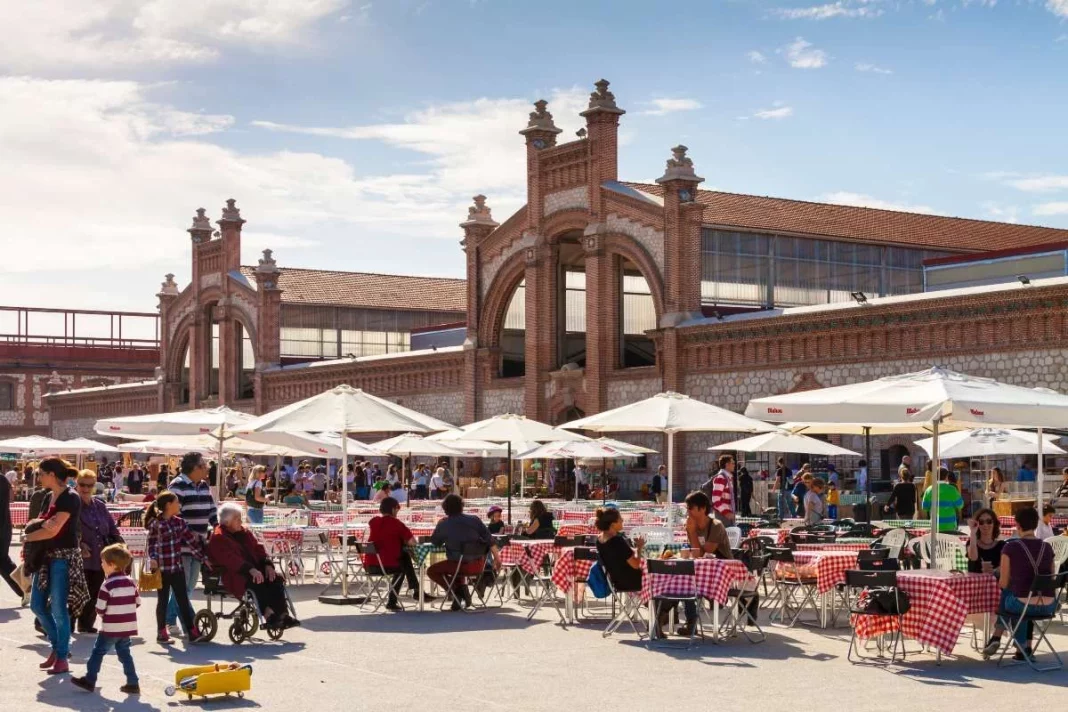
[75,470,124,633]
[24,458,91,675]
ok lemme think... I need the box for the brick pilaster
[580,79,625,219]
[657,146,705,326]
[460,195,500,424]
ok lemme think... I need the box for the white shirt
[4,470,16,486]
[855,467,868,491]
[1035,521,1055,540]
[430,473,444,490]
[392,487,408,504]
[574,467,587,485]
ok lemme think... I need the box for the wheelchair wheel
[228,621,246,645]
[266,625,285,640]
[194,609,217,642]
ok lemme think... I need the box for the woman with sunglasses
[75,470,124,634]
[967,507,1005,576]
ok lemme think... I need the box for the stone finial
[460,194,500,230]
[158,273,179,297]
[218,198,246,225]
[576,127,587,139]
[46,370,65,395]
[655,144,704,187]
[256,248,279,273]
[188,207,213,243]
[519,99,562,138]
[580,78,625,116]
[255,249,281,290]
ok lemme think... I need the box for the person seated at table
[518,500,555,539]
[967,508,1004,580]
[982,507,1059,660]
[1055,468,1068,500]
[206,503,299,630]
[594,507,660,634]
[884,471,916,519]
[1035,505,1056,540]
[803,478,827,526]
[281,484,306,508]
[428,494,499,611]
[373,482,392,503]
[365,496,429,610]
[486,505,505,534]
[921,467,964,533]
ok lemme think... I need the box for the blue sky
[0,0,1065,321]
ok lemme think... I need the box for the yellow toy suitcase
[164,663,252,700]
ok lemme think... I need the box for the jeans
[247,507,264,525]
[414,485,428,500]
[0,533,23,598]
[166,556,202,630]
[31,558,71,658]
[827,505,838,520]
[1001,588,1059,650]
[84,634,138,686]
[777,491,790,520]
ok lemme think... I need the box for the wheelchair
[195,568,297,644]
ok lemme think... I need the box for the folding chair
[845,569,908,665]
[525,545,567,624]
[875,528,909,562]
[831,551,896,626]
[571,547,605,621]
[601,564,646,639]
[721,550,767,643]
[353,542,405,612]
[767,547,820,627]
[647,559,704,648]
[437,542,492,612]
[317,532,362,595]
[994,571,1068,671]
[489,535,522,604]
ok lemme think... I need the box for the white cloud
[753,106,794,119]
[1033,202,1068,216]
[641,98,703,116]
[855,62,893,74]
[0,0,349,71]
[782,37,828,68]
[820,191,936,214]
[1006,175,1068,192]
[1057,33,1068,42]
[980,202,1019,223]
[747,50,767,63]
[773,2,884,19]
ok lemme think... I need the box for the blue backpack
[586,561,611,599]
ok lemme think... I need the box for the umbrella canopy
[235,385,454,436]
[315,432,388,459]
[61,438,121,454]
[782,422,955,436]
[712,430,861,457]
[116,434,324,458]
[913,428,1066,459]
[433,414,588,445]
[513,439,645,460]
[594,436,658,455]
[370,433,464,457]
[746,367,1068,430]
[0,435,71,455]
[95,406,254,439]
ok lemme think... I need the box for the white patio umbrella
[116,435,294,457]
[712,430,861,457]
[432,414,588,521]
[0,435,71,455]
[913,428,1065,460]
[561,391,777,525]
[370,433,466,499]
[594,436,658,455]
[746,367,1068,565]
[234,384,453,603]
[514,439,644,505]
[62,438,121,454]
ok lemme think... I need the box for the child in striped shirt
[71,544,141,695]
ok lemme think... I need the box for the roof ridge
[620,181,1067,233]
[240,265,466,282]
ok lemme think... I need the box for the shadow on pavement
[301,607,540,635]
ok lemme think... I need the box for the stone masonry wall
[606,375,663,410]
[389,390,464,428]
[481,387,524,417]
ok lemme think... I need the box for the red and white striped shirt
[710,470,734,518]
[96,573,140,638]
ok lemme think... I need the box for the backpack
[586,561,611,599]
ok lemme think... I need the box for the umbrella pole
[929,419,940,569]
[520,458,525,500]
[667,431,674,528]
[216,435,224,502]
[341,431,350,597]
[1037,427,1045,510]
[507,442,512,525]
[863,426,872,524]
[275,454,281,503]
[602,457,607,505]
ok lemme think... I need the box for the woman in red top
[365,496,428,610]
[207,503,298,629]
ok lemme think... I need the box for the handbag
[138,557,162,592]
[867,587,910,616]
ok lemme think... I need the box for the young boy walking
[71,543,141,694]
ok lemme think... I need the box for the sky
[1,0,1066,324]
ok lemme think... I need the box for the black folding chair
[571,547,604,620]
[994,571,1068,671]
[352,542,404,612]
[768,547,819,627]
[845,569,908,665]
[647,558,703,648]
[437,542,490,612]
[832,553,898,626]
[721,550,767,643]
[601,563,646,640]
[525,544,566,624]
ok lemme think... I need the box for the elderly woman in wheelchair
[202,503,299,642]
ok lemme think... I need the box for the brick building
[47,79,1068,495]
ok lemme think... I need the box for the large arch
[479,250,530,351]
[163,300,259,404]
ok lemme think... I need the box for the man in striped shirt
[702,454,736,526]
[164,452,218,637]
[71,544,140,694]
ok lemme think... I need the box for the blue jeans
[31,558,71,658]
[85,634,138,686]
[248,507,264,524]
[827,505,838,520]
[166,556,202,630]
[777,491,792,519]
[1001,588,1059,650]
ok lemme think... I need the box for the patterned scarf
[36,548,90,618]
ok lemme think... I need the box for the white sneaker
[21,592,30,607]
[167,624,183,638]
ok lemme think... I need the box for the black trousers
[367,551,420,604]
[0,535,22,598]
[158,570,195,634]
[78,568,106,630]
[247,578,289,619]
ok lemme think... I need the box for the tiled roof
[239,267,466,312]
[621,182,1068,252]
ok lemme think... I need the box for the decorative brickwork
[544,186,590,216]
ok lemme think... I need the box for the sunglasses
[977,518,995,525]
[77,483,95,489]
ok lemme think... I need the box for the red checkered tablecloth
[10,504,29,527]
[788,551,859,594]
[795,542,872,553]
[561,511,591,522]
[852,570,999,655]
[500,540,558,575]
[558,524,596,537]
[551,548,595,593]
[749,528,789,545]
[999,515,1068,529]
[118,527,148,558]
[640,557,752,606]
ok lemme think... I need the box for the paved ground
[1,568,1067,711]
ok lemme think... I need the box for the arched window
[0,379,14,411]
[179,340,191,405]
[620,261,656,368]
[500,281,525,378]
[237,322,255,400]
[557,235,586,368]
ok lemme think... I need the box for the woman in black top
[593,507,643,592]
[520,500,555,539]
[966,508,1005,574]
[884,472,917,519]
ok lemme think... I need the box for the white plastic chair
[726,526,742,550]
[878,528,909,560]
[632,526,673,546]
